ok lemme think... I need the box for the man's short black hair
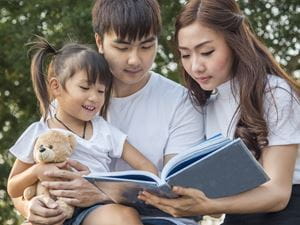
[92,0,161,41]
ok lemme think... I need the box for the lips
[82,105,96,111]
[124,68,143,74]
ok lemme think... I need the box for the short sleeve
[106,122,127,159]
[264,79,300,146]
[9,122,47,163]
[164,94,205,155]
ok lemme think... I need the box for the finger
[67,158,90,172]
[138,192,176,216]
[42,180,73,190]
[44,169,79,180]
[139,191,174,207]
[173,186,205,198]
[49,189,77,198]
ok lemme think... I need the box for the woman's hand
[138,186,214,217]
[26,195,66,225]
[41,159,109,207]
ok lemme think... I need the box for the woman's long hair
[175,0,300,159]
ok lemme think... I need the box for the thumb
[41,196,58,209]
[172,186,205,198]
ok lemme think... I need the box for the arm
[7,160,36,198]
[121,140,158,175]
[139,144,297,217]
[7,159,67,198]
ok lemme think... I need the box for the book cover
[85,134,270,216]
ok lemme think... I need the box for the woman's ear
[95,33,104,54]
[49,78,61,97]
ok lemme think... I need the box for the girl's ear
[49,78,61,97]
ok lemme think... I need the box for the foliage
[0,0,299,224]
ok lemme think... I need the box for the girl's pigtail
[28,36,57,120]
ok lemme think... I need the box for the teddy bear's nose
[39,147,46,153]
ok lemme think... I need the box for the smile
[82,105,96,111]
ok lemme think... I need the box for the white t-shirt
[9,116,126,173]
[108,72,205,172]
[205,75,300,184]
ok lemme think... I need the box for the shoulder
[92,116,125,136]
[265,75,298,105]
[149,71,189,101]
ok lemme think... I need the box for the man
[13,1,204,224]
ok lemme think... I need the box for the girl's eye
[201,50,214,56]
[98,90,105,94]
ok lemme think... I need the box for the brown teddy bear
[23,130,76,219]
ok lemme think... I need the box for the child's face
[95,31,157,93]
[177,21,233,91]
[55,70,106,121]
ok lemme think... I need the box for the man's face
[95,31,157,93]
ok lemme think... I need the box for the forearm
[8,164,39,198]
[212,183,291,214]
[12,197,29,218]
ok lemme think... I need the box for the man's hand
[26,195,66,225]
[41,159,109,207]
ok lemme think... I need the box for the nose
[39,147,46,153]
[127,48,141,67]
[88,89,101,102]
[191,55,205,75]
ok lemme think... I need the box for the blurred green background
[0,0,299,224]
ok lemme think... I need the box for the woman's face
[177,21,233,91]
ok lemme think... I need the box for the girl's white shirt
[9,116,126,173]
[205,75,300,184]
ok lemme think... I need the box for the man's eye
[142,44,154,49]
[116,46,128,51]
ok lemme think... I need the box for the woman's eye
[181,54,190,59]
[201,50,214,56]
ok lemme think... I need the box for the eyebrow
[114,36,156,45]
[178,40,212,50]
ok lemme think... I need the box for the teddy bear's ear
[67,134,77,150]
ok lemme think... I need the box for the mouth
[82,105,97,112]
[195,76,212,83]
[124,68,143,74]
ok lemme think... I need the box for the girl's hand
[138,186,214,217]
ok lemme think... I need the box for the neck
[54,112,87,139]
[112,73,151,97]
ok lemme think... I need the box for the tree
[0,0,299,224]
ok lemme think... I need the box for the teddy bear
[23,130,77,219]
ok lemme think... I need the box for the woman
[138,0,300,224]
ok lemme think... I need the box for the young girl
[139,0,300,224]
[7,36,157,225]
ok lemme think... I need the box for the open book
[85,134,270,216]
